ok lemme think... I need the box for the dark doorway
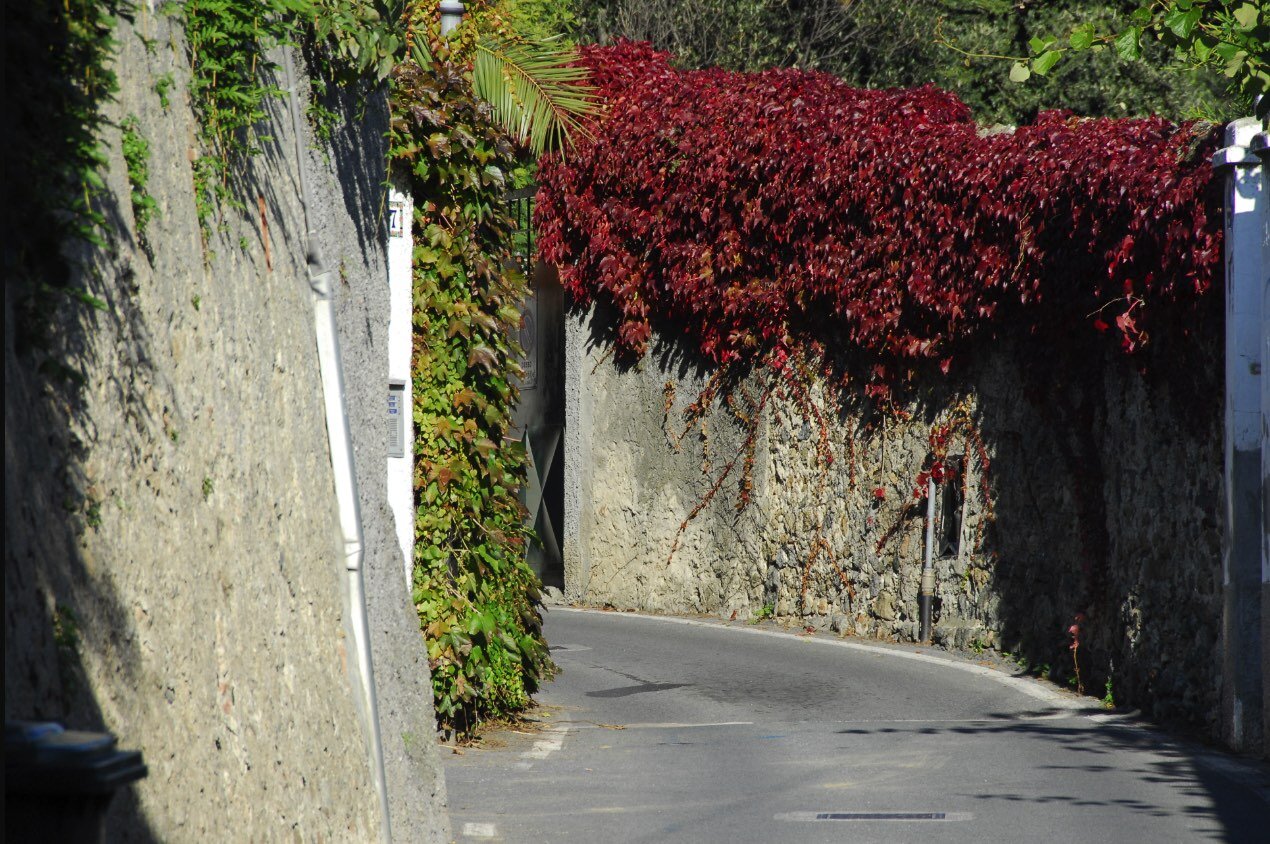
[508,186,565,589]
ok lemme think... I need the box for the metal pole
[919,476,936,643]
[440,0,464,35]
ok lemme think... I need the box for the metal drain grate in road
[819,812,945,821]
[776,811,972,822]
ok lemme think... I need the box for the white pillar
[1251,126,1270,759]
[1214,117,1265,754]
[387,183,416,589]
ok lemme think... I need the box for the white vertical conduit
[283,49,392,843]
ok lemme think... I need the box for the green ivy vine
[5,0,127,354]
[389,45,552,735]
[120,115,158,249]
[179,0,402,238]
[180,0,303,236]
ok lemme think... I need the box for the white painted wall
[387,182,416,588]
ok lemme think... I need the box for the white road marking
[461,821,499,839]
[521,724,570,760]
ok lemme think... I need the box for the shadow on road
[835,716,1268,842]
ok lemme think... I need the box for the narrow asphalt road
[444,608,1270,843]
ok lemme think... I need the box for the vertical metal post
[440,0,464,35]
[919,476,936,643]
[1213,117,1265,754]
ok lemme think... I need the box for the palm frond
[473,36,598,157]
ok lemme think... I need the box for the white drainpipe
[283,49,392,842]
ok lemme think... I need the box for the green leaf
[1031,49,1063,76]
[1114,27,1142,61]
[472,36,598,157]
[1027,35,1049,54]
[1068,24,1095,51]
[1223,51,1248,77]
[1212,41,1241,62]
[1192,35,1214,62]
[1233,3,1259,30]
[1009,61,1031,83]
[1164,7,1201,39]
[63,288,108,311]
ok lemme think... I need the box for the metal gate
[506,185,565,589]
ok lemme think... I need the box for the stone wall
[566,303,1224,733]
[314,72,451,843]
[4,13,446,841]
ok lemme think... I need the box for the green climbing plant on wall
[375,1,596,734]
[181,0,305,236]
[389,42,554,735]
[5,0,126,355]
[120,115,158,248]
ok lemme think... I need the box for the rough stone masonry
[4,13,447,841]
[565,302,1225,738]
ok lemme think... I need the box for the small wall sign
[388,200,405,238]
[388,380,407,458]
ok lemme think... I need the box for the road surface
[444,607,1270,843]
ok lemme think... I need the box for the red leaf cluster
[536,42,1224,380]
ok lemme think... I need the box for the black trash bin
[5,721,148,844]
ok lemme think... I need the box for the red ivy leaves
[536,42,1223,386]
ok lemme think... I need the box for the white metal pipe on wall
[440,0,465,35]
[919,477,936,643]
[283,49,392,840]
